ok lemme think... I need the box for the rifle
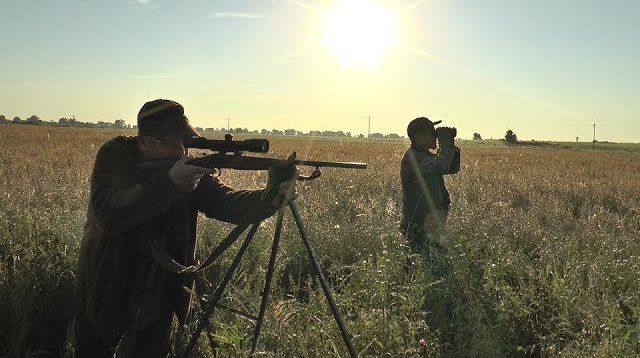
[137,134,366,181]
[137,134,365,358]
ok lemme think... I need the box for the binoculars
[435,126,457,138]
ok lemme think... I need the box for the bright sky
[1,0,638,142]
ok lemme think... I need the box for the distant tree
[357,134,365,138]
[473,132,482,140]
[261,129,269,135]
[113,119,126,129]
[385,133,400,138]
[25,115,42,125]
[370,133,384,138]
[284,129,296,136]
[505,129,518,144]
[13,116,21,124]
[0,115,6,124]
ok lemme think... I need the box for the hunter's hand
[269,175,298,210]
[263,153,298,213]
[168,156,212,192]
[436,126,456,146]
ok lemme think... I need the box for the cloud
[209,12,265,19]
[0,82,63,88]
[211,93,267,99]
[131,0,152,4]
[63,67,92,72]
[287,0,320,12]
[128,75,177,80]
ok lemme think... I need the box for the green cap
[137,99,199,140]
[407,117,441,140]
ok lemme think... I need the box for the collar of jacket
[410,144,434,154]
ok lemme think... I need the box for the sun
[323,0,397,70]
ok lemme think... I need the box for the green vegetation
[1,125,639,357]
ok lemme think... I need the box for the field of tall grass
[1,124,639,357]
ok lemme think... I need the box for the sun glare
[323,0,397,70]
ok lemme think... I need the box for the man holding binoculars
[400,117,460,253]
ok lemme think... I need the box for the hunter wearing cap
[75,99,297,357]
[400,117,460,253]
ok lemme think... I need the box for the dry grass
[1,124,639,357]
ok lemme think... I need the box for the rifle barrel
[137,155,367,179]
[294,160,367,169]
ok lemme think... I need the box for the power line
[592,121,596,150]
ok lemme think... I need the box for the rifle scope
[184,136,269,153]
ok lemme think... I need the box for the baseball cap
[407,117,442,140]
[137,99,199,141]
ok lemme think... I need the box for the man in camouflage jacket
[75,99,296,357]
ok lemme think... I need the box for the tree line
[1,115,524,142]
[212,127,402,138]
[0,115,132,129]
[0,116,405,138]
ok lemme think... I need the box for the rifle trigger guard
[298,167,321,181]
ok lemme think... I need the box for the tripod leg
[288,202,359,358]
[183,223,261,358]
[250,207,286,355]
[194,274,219,357]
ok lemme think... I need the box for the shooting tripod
[133,138,365,357]
[181,198,358,358]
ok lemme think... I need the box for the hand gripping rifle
[137,134,365,358]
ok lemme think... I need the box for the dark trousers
[402,222,455,351]
[74,311,173,358]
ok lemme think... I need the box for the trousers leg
[402,224,426,253]
[74,312,120,358]
[122,313,174,358]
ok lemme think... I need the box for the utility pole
[227,117,230,132]
[367,115,371,140]
[592,121,596,151]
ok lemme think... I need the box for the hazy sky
[1,0,638,142]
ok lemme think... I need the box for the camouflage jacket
[400,144,460,231]
[76,135,265,338]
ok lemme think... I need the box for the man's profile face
[139,135,187,160]
[413,128,437,150]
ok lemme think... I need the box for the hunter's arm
[445,146,460,174]
[90,138,183,236]
[408,145,457,175]
[192,175,267,224]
